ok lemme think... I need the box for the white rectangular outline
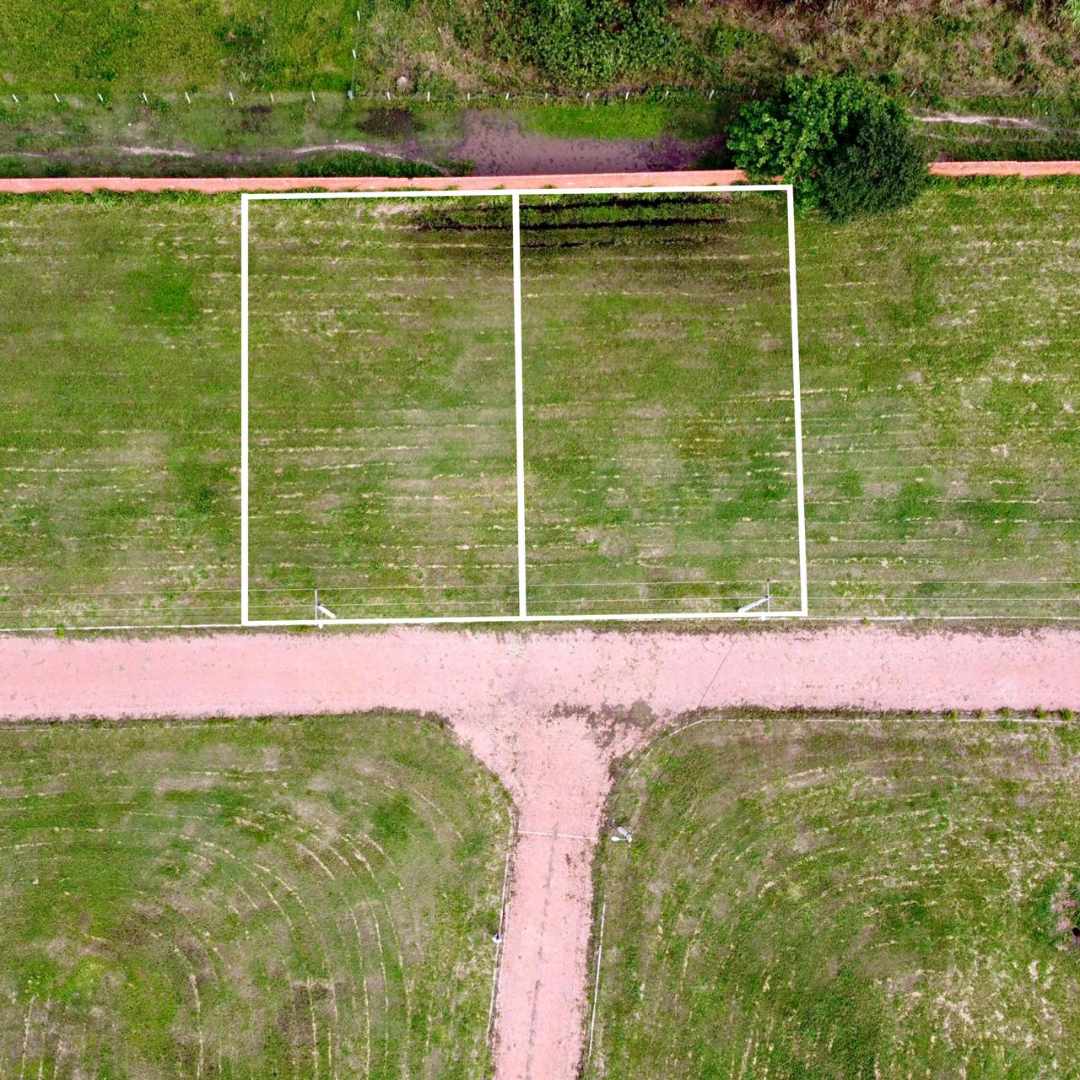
[240,184,808,627]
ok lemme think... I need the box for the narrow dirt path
[2,627,1079,1078]
[1,160,1078,195]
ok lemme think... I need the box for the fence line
[1,85,729,111]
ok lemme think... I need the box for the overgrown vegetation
[2,0,1077,103]
[0,1,1078,171]
[480,0,680,88]
[730,75,926,219]
[0,712,510,1076]
[588,716,1080,1076]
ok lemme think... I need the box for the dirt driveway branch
[2,627,1079,1078]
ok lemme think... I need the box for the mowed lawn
[520,192,802,616]
[246,196,518,621]
[0,713,510,1078]
[797,178,1080,616]
[588,716,1080,1077]
[0,194,239,629]
[1,180,1078,627]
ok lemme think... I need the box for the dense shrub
[728,75,927,220]
[481,0,680,87]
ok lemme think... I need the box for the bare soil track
[1,160,1079,195]
[2,626,1079,1079]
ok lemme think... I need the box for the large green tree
[728,75,927,220]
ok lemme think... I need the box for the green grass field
[0,194,239,628]
[248,190,800,621]
[1,179,1078,627]
[797,178,1080,616]
[0,712,510,1077]
[587,715,1080,1077]
[247,195,518,621]
[519,192,801,616]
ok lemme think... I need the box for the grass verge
[587,714,1080,1076]
[0,711,510,1077]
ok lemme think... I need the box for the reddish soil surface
[1,160,1077,195]
[451,111,722,175]
[2,626,1079,1078]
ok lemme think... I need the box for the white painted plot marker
[314,590,338,624]
[240,186,807,629]
[738,581,772,614]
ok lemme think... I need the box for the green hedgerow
[728,74,927,221]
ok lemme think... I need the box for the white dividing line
[512,193,528,617]
[240,193,250,626]
[586,900,607,1067]
[786,186,809,617]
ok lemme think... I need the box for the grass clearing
[797,177,1080,616]
[520,191,801,616]
[0,712,510,1078]
[1,179,1078,628]
[0,194,239,629]
[588,715,1080,1077]
[246,195,518,622]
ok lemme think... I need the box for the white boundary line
[586,899,607,1067]
[786,187,809,616]
[512,194,528,617]
[240,194,250,626]
[243,185,790,201]
[4,614,1080,635]
[249,185,806,627]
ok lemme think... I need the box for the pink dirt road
[3,626,1080,1079]
[1,160,1078,196]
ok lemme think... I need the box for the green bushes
[481,0,681,87]
[728,75,927,220]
